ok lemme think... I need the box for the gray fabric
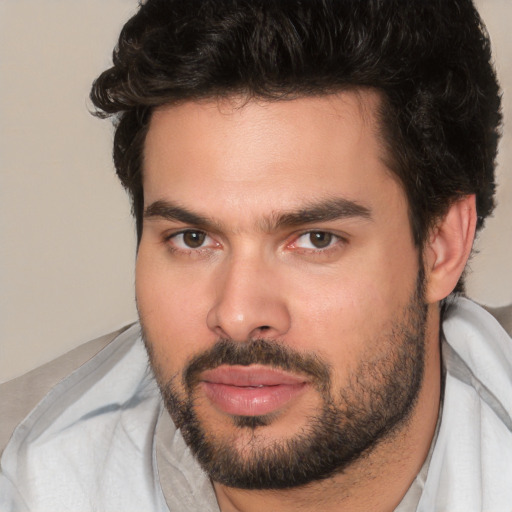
[394,391,443,512]
[156,409,220,512]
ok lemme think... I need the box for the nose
[206,253,291,341]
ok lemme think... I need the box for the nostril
[248,325,274,340]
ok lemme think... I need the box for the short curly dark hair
[90,0,501,276]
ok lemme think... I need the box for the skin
[136,91,476,511]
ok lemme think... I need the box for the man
[1,0,511,510]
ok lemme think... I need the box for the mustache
[183,338,331,392]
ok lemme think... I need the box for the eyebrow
[143,197,372,232]
[269,197,372,230]
[144,201,212,227]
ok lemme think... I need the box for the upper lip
[200,365,307,387]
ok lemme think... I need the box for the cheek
[135,248,213,377]
[293,264,399,332]
[291,273,386,361]
[289,245,419,375]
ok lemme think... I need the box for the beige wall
[0,1,139,383]
[1,0,511,383]
[464,0,512,307]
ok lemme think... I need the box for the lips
[200,365,308,417]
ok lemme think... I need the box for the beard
[142,273,427,490]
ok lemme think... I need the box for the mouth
[199,365,308,417]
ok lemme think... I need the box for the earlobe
[424,195,477,303]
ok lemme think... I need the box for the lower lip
[201,382,307,417]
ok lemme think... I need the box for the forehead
[142,91,404,220]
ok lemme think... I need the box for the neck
[214,307,442,512]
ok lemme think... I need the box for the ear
[423,195,477,304]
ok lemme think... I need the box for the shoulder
[441,297,512,416]
[0,324,168,510]
[0,325,134,455]
[418,298,512,509]
[442,297,512,378]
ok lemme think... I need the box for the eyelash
[163,229,347,256]
[164,230,218,253]
[290,231,343,252]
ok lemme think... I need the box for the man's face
[136,91,427,488]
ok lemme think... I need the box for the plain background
[1,0,511,383]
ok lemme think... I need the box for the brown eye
[309,232,333,249]
[182,230,206,248]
